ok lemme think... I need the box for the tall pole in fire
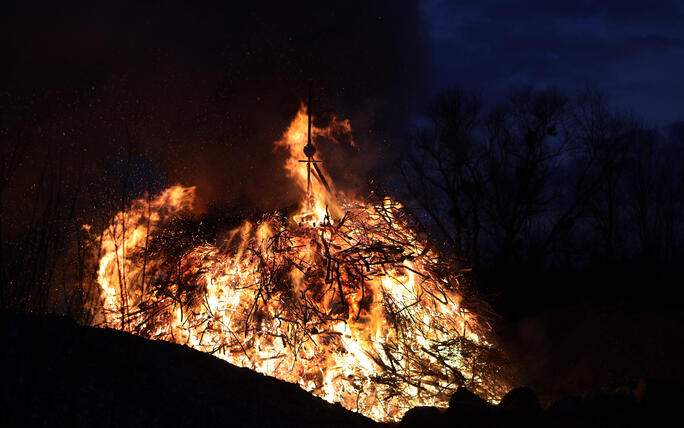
[303,84,316,211]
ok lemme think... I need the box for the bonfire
[91,103,509,421]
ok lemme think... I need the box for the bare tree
[400,89,483,263]
[402,87,581,271]
[570,89,639,262]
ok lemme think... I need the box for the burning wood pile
[90,104,509,421]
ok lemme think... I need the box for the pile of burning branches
[91,105,510,421]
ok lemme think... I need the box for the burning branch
[89,105,510,422]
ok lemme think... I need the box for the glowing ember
[91,104,507,421]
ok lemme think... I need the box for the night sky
[0,0,682,211]
[422,0,684,126]
[2,0,682,223]
[4,1,683,150]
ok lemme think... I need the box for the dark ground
[496,301,684,405]
[2,311,681,427]
[1,312,376,428]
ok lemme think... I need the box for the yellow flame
[91,105,505,421]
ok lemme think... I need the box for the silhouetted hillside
[1,312,378,428]
[3,312,681,427]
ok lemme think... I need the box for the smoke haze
[1,0,428,210]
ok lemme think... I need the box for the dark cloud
[422,0,684,125]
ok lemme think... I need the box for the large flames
[92,105,507,421]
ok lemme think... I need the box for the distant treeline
[402,87,684,317]
[1,86,682,321]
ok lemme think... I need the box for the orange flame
[91,105,506,421]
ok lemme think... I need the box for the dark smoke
[1,0,427,211]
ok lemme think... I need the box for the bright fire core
[93,105,506,421]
